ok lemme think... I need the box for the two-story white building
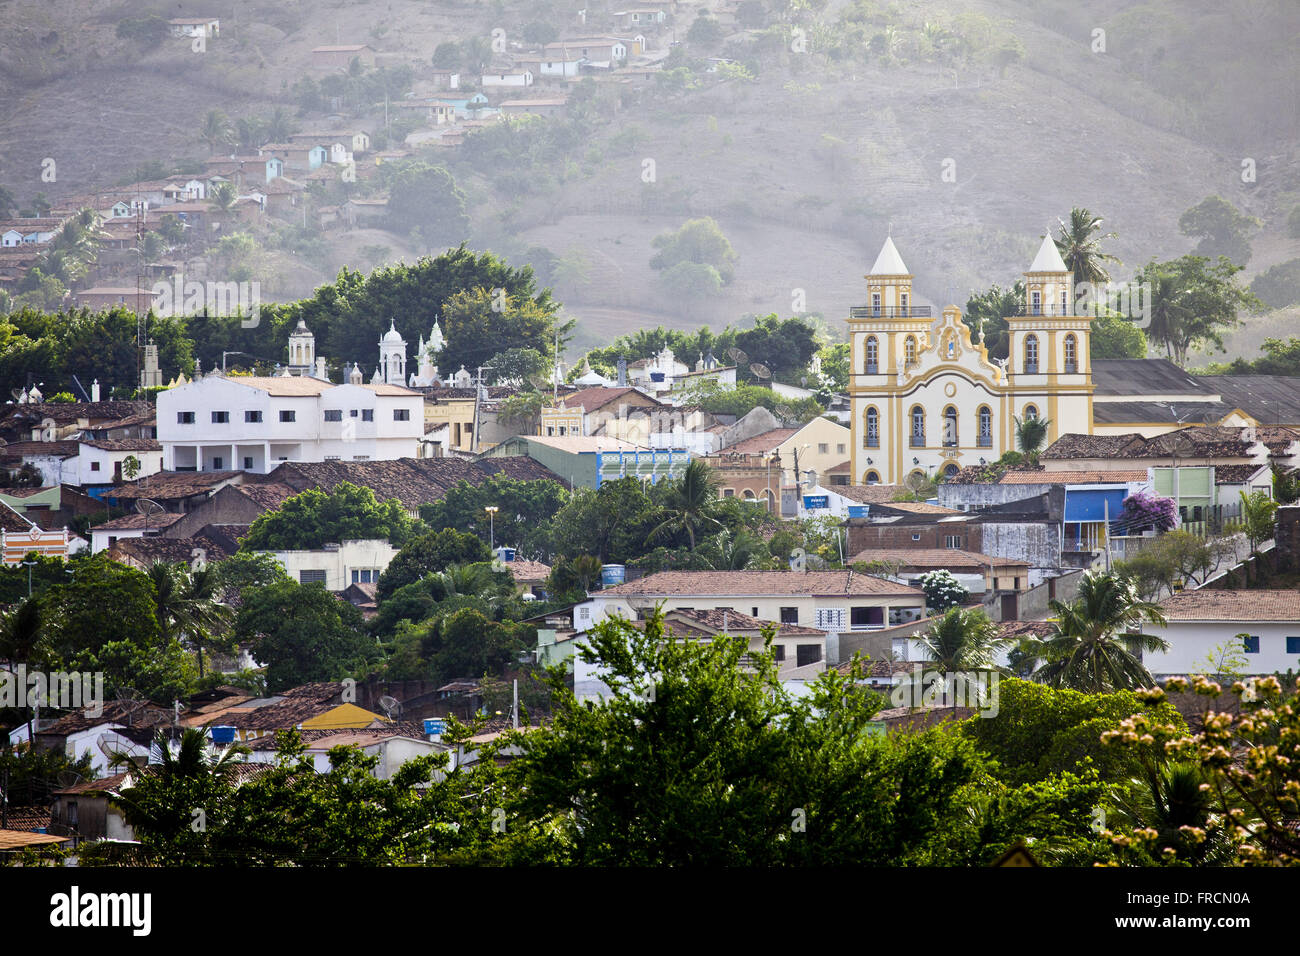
[264,538,401,591]
[156,372,423,473]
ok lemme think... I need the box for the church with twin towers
[847,234,1095,487]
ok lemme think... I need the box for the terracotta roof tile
[848,548,1027,569]
[722,428,799,455]
[1159,589,1300,622]
[92,511,184,531]
[831,484,903,503]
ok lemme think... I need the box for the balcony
[850,305,933,319]
[1017,305,1074,317]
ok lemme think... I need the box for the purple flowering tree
[1120,491,1178,533]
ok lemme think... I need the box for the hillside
[1,0,1296,359]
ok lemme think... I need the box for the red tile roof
[1159,589,1300,622]
[848,548,1027,570]
[722,428,799,455]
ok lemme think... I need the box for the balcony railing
[1017,305,1074,316]
[977,435,993,448]
[909,434,925,448]
[850,305,933,319]
[864,362,878,374]
[942,439,958,448]
[1024,363,1039,374]
[1063,362,1077,373]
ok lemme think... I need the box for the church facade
[848,236,1094,486]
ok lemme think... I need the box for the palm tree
[907,607,1008,710]
[1027,570,1169,693]
[1112,761,1239,864]
[649,460,723,551]
[149,562,233,679]
[265,107,297,144]
[0,597,44,743]
[200,109,234,155]
[1014,415,1052,460]
[1055,207,1120,287]
[209,181,238,214]
[706,528,766,570]
[1143,268,1193,365]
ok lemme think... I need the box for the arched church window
[865,336,878,374]
[1024,334,1039,373]
[1024,404,1039,421]
[905,336,918,368]
[865,470,880,485]
[1064,333,1077,373]
[865,407,879,448]
[978,405,992,448]
[910,405,925,447]
[943,405,958,447]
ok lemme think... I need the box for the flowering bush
[921,569,969,612]
[1120,491,1178,534]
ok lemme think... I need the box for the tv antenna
[749,362,770,383]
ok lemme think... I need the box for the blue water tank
[600,564,626,587]
[211,726,237,745]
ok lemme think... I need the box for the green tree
[420,607,532,683]
[963,282,1023,360]
[199,109,234,155]
[439,287,563,382]
[233,580,379,693]
[911,606,1005,675]
[546,479,660,563]
[147,562,234,679]
[687,14,725,46]
[1249,258,1300,310]
[239,482,415,552]
[377,528,492,601]
[1239,488,1278,553]
[1089,313,1147,358]
[1014,414,1052,460]
[1178,195,1259,266]
[386,162,470,250]
[1026,570,1169,693]
[419,474,567,555]
[650,217,738,284]
[648,459,723,551]
[1055,208,1119,287]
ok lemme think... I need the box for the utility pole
[472,365,485,453]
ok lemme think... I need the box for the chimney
[91,379,100,402]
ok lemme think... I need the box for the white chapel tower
[378,320,407,386]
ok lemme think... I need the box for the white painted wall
[1143,620,1300,676]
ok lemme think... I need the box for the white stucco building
[264,538,401,591]
[1142,589,1300,677]
[156,373,422,473]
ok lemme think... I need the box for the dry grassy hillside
[1,0,1295,358]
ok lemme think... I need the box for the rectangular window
[362,409,374,422]
[779,606,798,625]
[945,535,962,549]
[912,533,922,542]
[245,410,262,423]
[280,410,296,422]
[1242,635,1260,654]
[212,411,229,423]
[796,644,822,667]
[299,570,326,584]
[751,607,759,617]
[177,411,195,424]
[212,457,223,469]
[90,461,100,472]
[324,409,343,422]
[243,457,253,470]
[837,443,846,455]
[350,409,359,417]
[772,645,786,661]
[1287,637,1300,655]
[851,606,884,629]
[818,443,829,454]
[394,408,410,421]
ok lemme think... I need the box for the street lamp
[484,506,499,551]
[20,559,37,598]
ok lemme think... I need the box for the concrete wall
[1144,621,1300,676]
[1014,569,1084,621]
[978,519,1062,570]
[938,483,1049,510]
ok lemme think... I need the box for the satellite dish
[749,362,770,381]
[521,591,538,602]
[526,372,552,391]
[726,347,748,366]
[136,498,166,516]
[56,770,84,790]
[95,733,127,761]
[377,695,403,720]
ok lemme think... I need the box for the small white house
[1144,589,1300,677]
[75,439,165,487]
[481,70,534,87]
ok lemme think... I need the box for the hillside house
[311,44,375,71]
